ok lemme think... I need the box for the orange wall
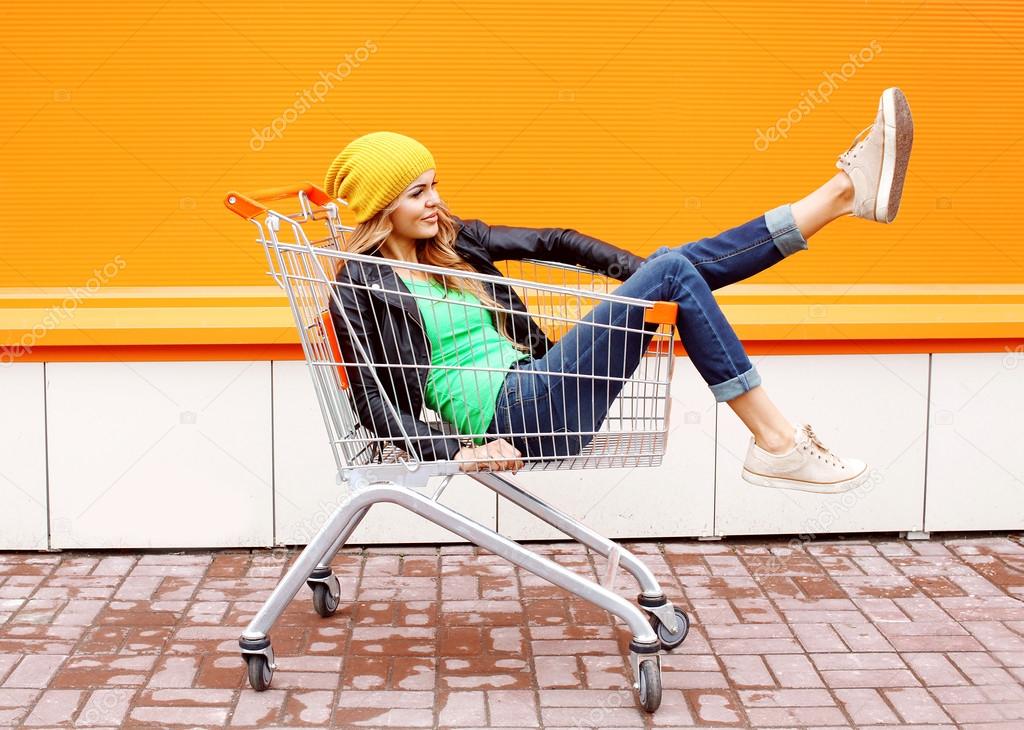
[2,1,1021,288]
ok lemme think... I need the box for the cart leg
[305,505,371,618]
[470,472,682,633]
[241,495,365,644]
[343,483,661,645]
[313,505,370,572]
[240,479,662,706]
[356,482,664,709]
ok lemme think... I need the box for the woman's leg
[489,253,760,458]
[658,171,854,291]
[727,386,795,453]
[642,172,854,454]
[487,239,866,491]
[790,172,855,239]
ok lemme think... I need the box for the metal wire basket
[225,183,678,477]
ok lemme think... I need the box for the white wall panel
[926,352,1024,531]
[715,354,928,537]
[0,363,48,550]
[47,361,273,548]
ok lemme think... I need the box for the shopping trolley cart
[224,182,691,712]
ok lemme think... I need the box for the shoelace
[837,124,874,165]
[801,424,843,469]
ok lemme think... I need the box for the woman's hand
[454,438,524,473]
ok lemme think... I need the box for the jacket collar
[344,223,485,323]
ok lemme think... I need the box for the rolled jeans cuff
[764,203,808,257]
[709,364,762,402]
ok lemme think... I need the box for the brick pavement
[1,535,1024,728]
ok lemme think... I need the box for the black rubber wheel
[311,582,339,618]
[652,607,690,651]
[637,659,662,713]
[245,654,273,691]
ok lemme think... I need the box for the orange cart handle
[224,181,333,219]
[644,301,677,325]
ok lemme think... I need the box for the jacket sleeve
[329,279,462,462]
[456,216,645,282]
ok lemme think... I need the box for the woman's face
[390,169,441,240]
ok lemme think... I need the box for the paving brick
[684,689,744,725]
[721,655,774,688]
[2,653,66,688]
[76,687,135,726]
[835,687,900,725]
[52,654,156,688]
[730,597,782,623]
[534,655,579,688]
[947,650,1018,684]
[390,656,436,690]
[884,686,953,723]
[438,690,488,726]
[21,688,83,726]
[649,688,695,726]
[810,652,907,671]
[487,689,539,727]
[820,668,920,688]
[833,622,895,652]
[284,689,335,725]
[228,688,284,724]
[764,654,824,687]
[130,705,230,725]
[791,622,847,653]
[903,652,970,685]
[711,638,803,655]
[540,705,644,727]
[743,705,848,726]
[962,620,1024,652]
[147,655,199,688]
[579,655,630,689]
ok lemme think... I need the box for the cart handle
[224,181,333,219]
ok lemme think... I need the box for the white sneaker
[741,424,869,494]
[835,87,914,223]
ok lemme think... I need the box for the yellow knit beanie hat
[323,131,436,223]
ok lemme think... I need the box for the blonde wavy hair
[337,197,530,353]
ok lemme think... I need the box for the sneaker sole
[875,87,914,223]
[741,466,870,494]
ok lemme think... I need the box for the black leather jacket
[328,215,644,461]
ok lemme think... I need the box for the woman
[326,87,913,493]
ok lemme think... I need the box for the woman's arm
[456,216,644,282]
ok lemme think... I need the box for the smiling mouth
[423,214,438,222]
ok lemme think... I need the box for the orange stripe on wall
[15,338,1024,364]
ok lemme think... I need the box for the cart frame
[224,182,691,712]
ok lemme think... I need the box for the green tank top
[401,277,527,444]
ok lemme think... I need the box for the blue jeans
[484,204,807,457]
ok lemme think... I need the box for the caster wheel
[637,659,662,712]
[311,582,339,618]
[245,654,273,691]
[651,607,690,651]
